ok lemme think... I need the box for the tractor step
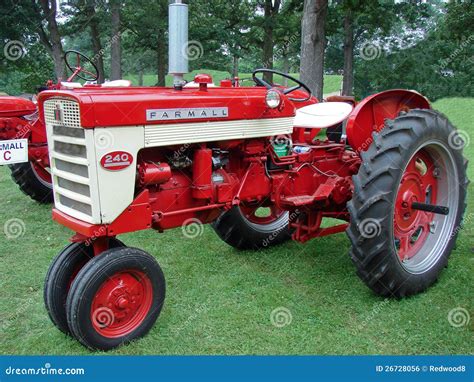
[279,183,336,208]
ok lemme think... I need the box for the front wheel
[44,239,124,334]
[347,109,468,298]
[66,247,166,350]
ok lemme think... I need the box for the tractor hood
[0,96,36,117]
[38,87,297,128]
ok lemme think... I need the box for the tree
[331,0,433,96]
[352,2,470,101]
[341,8,353,95]
[36,0,66,80]
[262,0,281,82]
[84,0,105,82]
[273,0,303,81]
[110,0,122,80]
[122,0,168,86]
[300,0,328,100]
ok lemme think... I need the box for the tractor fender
[345,89,430,152]
[0,96,36,117]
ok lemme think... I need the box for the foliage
[354,1,474,100]
[0,0,472,99]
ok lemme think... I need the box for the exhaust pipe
[168,0,189,87]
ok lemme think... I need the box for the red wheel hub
[394,150,438,261]
[240,204,285,225]
[91,270,153,338]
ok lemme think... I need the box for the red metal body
[39,79,431,250]
[345,89,430,152]
[0,98,51,178]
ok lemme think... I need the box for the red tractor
[0,50,103,203]
[37,2,467,351]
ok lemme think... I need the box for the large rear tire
[347,109,468,298]
[9,161,53,203]
[212,204,291,250]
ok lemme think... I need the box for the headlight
[266,90,281,109]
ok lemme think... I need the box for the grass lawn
[124,70,343,95]
[0,98,472,355]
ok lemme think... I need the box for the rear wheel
[44,239,124,334]
[212,204,291,250]
[66,247,166,350]
[9,161,53,203]
[347,109,468,297]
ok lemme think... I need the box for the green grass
[0,98,472,355]
[124,70,342,95]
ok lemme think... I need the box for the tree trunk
[85,0,105,83]
[157,33,166,86]
[138,69,144,86]
[110,0,122,80]
[232,55,239,78]
[38,0,65,80]
[300,0,328,100]
[262,0,281,83]
[342,11,354,96]
[282,49,290,86]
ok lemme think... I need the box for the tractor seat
[60,81,83,89]
[60,80,132,89]
[294,102,353,129]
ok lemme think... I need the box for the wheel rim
[393,140,459,274]
[30,161,52,188]
[91,269,153,338]
[239,204,287,226]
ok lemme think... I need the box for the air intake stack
[168,0,189,87]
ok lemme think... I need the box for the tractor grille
[44,98,100,224]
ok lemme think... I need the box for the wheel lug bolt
[117,297,129,309]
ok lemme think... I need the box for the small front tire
[44,239,124,334]
[66,247,166,350]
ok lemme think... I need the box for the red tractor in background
[0,50,101,203]
[36,1,467,351]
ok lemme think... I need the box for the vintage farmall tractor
[0,50,111,203]
[37,1,467,350]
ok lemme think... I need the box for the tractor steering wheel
[64,50,99,82]
[252,68,312,102]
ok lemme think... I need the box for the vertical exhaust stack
[168,0,189,87]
